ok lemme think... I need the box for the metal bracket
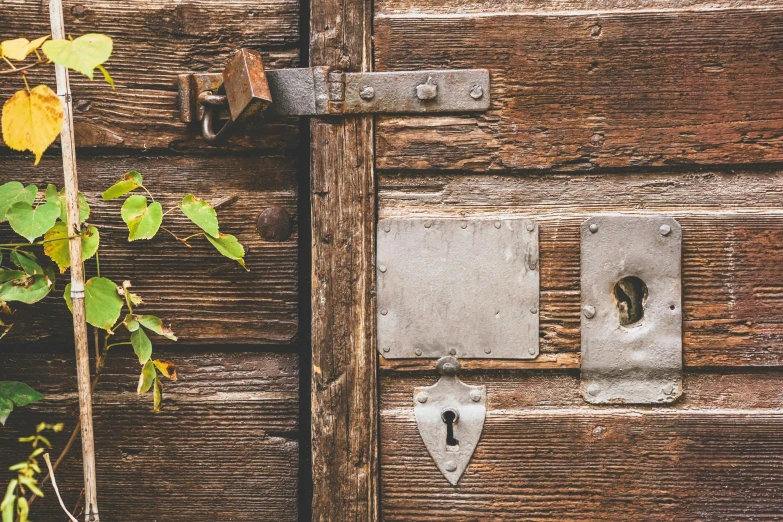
[377,217,540,359]
[580,215,683,404]
[414,356,486,485]
[177,67,490,121]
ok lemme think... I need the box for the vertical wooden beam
[309,0,378,519]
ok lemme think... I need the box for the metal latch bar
[178,67,490,122]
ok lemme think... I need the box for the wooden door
[0,2,304,520]
[368,1,783,520]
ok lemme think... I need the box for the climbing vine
[0,32,247,521]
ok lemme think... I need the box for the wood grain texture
[0,0,300,152]
[0,350,299,521]
[375,6,783,171]
[379,169,783,366]
[381,370,783,521]
[309,0,379,517]
[0,155,298,344]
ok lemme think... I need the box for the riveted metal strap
[178,68,490,121]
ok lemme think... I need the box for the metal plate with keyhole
[377,218,540,359]
[581,215,683,404]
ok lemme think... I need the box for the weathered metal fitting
[256,206,294,242]
[436,355,460,376]
[416,76,438,100]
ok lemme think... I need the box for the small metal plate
[377,218,539,359]
[581,215,683,404]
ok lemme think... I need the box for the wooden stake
[49,1,100,520]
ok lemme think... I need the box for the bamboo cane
[48,1,100,520]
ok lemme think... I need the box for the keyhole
[613,276,647,326]
[442,408,459,447]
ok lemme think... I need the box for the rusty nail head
[257,206,294,242]
[359,86,374,100]
[461,222,468,229]
[589,223,599,233]
[416,392,428,403]
[483,347,491,354]
[379,265,387,273]
[660,224,672,236]
[583,305,596,319]
[469,390,482,402]
[424,220,433,228]
[469,85,484,100]
[416,76,438,101]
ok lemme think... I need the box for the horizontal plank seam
[39,391,299,402]
[383,407,783,417]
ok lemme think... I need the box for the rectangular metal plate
[581,215,683,404]
[377,218,539,359]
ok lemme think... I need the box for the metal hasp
[178,67,490,121]
[580,215,683,404]
[377,218,540,359]
[414,356,486,485]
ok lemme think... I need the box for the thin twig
[0,62,39,75]
[42,453,79,522]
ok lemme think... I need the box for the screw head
[449,348,457,355]
[583,305,596,319]
[382,346,390,353]
[469,390,482,402]
[415,348,423,356]
[526,223,535,232]
[424,220,433,229]
[359,86,375,100]
[484,347,492,354]
[380,308,388,316]
[660,224,672,236]
[256,206,294,242]
[494,221,502,229]
[379,265,387,273]
[461,222,468,229]
[586,383,600,396]
[662,384,675,395]
[589,223,599,234]
[383,225,391,233]
[444,460,457,472]
[530,306,538,314]
[416,392,428,403]
[469,85,484,100]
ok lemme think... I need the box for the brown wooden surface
[381,370,783,520]
[0,0,300,152]
[375,6,783,171]
[0,350,300,521]
[379,169,783,367]
[309,0,379,517]
[0,155,298,345]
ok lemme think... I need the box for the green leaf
[10,250,43,276]
[137,360,155,394]
[102,171,142,201]
[16,496,29,522]
[42,34,113,80]
[0,274,52,304]
[0,183,36,222]
[205,233,246,269]
[44,184,59,206]
[131,328,152,364]
[0,382,44,424]
[43,222,100,273]
[6,201,60,242]
[0,270,26,284]
[121,195,162,241]
[137,315,177,341]
[2,479,17,522]
[64,277,123,331]
[17,477,43,498]
[180,194,219,238]
[58,190,90,224]
[153,376,162,412]
[0,397,13,426]
[124,313,139,332]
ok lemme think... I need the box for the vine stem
[0,61,39,75]
[50,0,100,519]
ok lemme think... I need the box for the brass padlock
[201,48,272,144]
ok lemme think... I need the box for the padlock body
[222,48,273,122]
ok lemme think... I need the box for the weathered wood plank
[375,7,783,171]
[0,155,298,344]
[0,0,300,152]
[381,371,783,521]
[379,170,783,366]
[310,0,380,518]
[0,350,299,521]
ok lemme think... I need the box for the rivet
[589,223,599,234]
[469,84,483,100]
[583,305,596,319]
[424,220,432,228]
[586,383,600,396]
[526,223,535,232]
[415,348,422,356]
[382,346,390,353]
[662,384,675,395]
[494,221,502,229]
[449,348,457,355]
[381,308,388,315]
[461,222,468,229]
[528,346,536,355]
[484,347,491,354]
[530,306,538,314]
[443,362,456,373]
[444,460,457,472]
[256,206,294,242]
[383,225,391,233]
[416,392,428,403]
[379,265,387,273]
[659,224,672,236]
[469,390,482,402]
[415,76,438,101]
[359,86,375,100]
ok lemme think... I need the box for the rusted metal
[222,48,273,122]
[256,207,294,242]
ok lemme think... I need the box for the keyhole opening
[442,409,459,447]
[613,276,647,326]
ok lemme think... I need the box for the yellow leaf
[1,85,63,165]
[1,36,49,61]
